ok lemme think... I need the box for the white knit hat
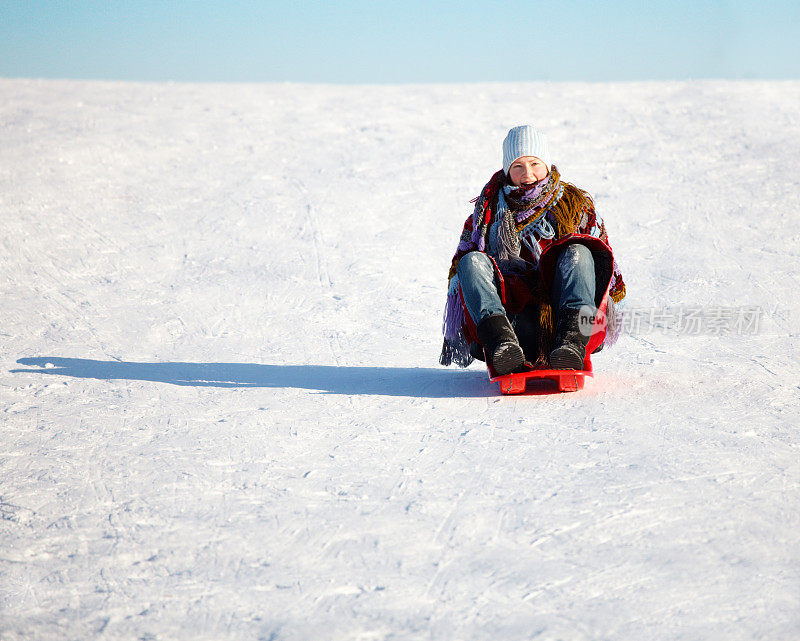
[502,125,552,174]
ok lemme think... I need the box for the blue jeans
[457,245,596,325]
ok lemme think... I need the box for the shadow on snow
[12,357,496,398]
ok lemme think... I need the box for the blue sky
[2,0,798,83]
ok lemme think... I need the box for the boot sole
[492,342,525,376]
[549,345,584,370]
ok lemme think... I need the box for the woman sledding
[440,125,626,376]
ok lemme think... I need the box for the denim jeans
[457,245,596,325]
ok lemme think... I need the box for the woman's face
[508,156,549,187]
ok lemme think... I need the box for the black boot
[549,308,591,370]
[476,314,525,376]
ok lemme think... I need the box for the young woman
[440,125,626,375]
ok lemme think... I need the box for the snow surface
[2,78,800,641]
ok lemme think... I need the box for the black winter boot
[549,308,591,370]
[476,314,525,376]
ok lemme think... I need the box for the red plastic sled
[490,364,592,394]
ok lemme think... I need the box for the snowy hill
[2,78,799,640]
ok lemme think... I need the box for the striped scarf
[448,165,590,281]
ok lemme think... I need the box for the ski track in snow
[1,78,799,640]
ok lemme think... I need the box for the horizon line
[3,75,799,88]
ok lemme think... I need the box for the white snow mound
[1,78,799,641]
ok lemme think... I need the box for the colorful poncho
[440,167,626,367]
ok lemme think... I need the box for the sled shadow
[12,357,496,398]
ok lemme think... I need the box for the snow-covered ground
[1,78,799,641]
